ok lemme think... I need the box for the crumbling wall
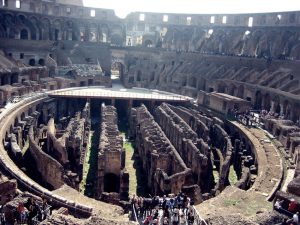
[210,124,233,191]
[29,126,64,189]
[97,104,128,201]
[130,104,194,196]
[154,103,212,193]
[47,118,69,165]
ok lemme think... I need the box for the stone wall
[154,103,212,193]
[130,104,197,198]
[29,126,64,189]
[97,104,128,201]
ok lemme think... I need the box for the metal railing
[47,86,190,101]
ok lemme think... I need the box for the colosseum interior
[0,0,299,224]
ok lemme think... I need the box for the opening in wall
[222,16,227,24]
[2,0,8,6]
[66,7,71,14]
[20,53,24,59]
[277,14,282,20]
[90,9,96,17]
[139,13,145,21]
[16,0,21,8]
[186,16,191,25]
[210,16,215,24]
[248,17,253,27]
[163,15,168,22]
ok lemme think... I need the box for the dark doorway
[104,173,120,193]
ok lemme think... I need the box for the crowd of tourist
[0,197,51,225]
[131,193,197,225]
[274,198,300,225]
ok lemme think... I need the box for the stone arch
[197,78,206,91]
[53,19,62,41]
[150,71,155,82]
[111,34,123,46]
[144,39,153,47]
[111,61,125,81]
[65,20,75,41]
[20,29,29,40]
[29,58,36,66]
[88,23,98,42]
[100,24,109,43]
[189,76,197,88]
[41,18,51,40]
[28,16,41,40]
[17,14,38,40]
[38,59,45,66]
[136,70,142,82]
[3,13,15,38]
[104,173,120,193]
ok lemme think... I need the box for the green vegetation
[83,120,101,197]
[223,199,240,206]
[228,165,238,185]
[79,132,92,193]
[124,141,137,196]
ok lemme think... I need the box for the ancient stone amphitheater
[0,1,299,225]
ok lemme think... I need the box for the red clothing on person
[288,201,297,213]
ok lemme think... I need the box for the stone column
[280,103,284,116]
[270,101,275,112]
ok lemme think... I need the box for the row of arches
[0,12,125,45]
[162,27,300,59]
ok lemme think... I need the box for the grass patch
[79,132,93,193]
[223,199,240,207]
[124,141,137,196]
[84,120,100,197]
[228,165,238,185]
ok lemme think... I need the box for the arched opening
[111,61,125,83]
[254,91,263,110]
[144,39,153,47]
[38,59,45,66]
[20,29,29,40]
[150,72,155,82]
[197,78,206,91]
[189,77,197,88]
[136,71,142,82]
[29,59,35,66]
[182,76,187,86]
[264,93,271,111]
[111,34,123,46]
[104,173,120,193]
